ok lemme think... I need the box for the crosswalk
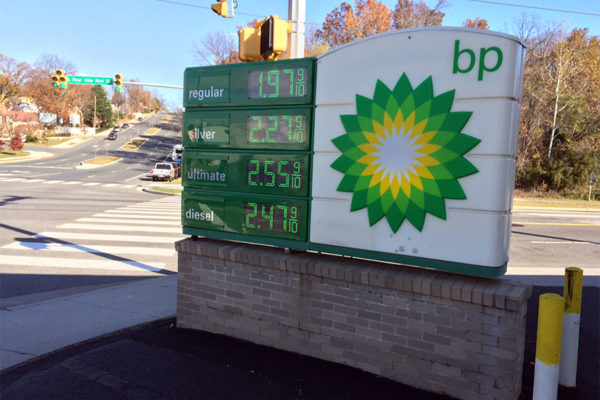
[0,197,184,277]
[0,175,139,190]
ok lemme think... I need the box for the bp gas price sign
[182,59,315,248]
[182,28,525,277]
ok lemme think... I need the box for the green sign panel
[182,151,309,196]
[182,58,315,248]
[182,190,308,242]
[67,76,114,85]
[184,59,315,108]
[182,107,312,151]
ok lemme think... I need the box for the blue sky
[2,0,598,110]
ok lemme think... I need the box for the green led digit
[266,116,277,143]
[248,160,259,186]
[291,161,302,189]
[289,206,298,233]
[277,205,288,231]
[258,72,264,98]
[282,115,293,142]
[249,116,262,143]
[246,202,257,228]
[264,160,275,187]
[295,68,305,96]
[277,161,289,188]
[283,69,294,96]
[262,205,274,229]
[294,115,304,143]
[268,70,280,98]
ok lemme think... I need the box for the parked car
[151,162,177,181]
[113,126,121,132]
[170,160,182,178]
[121,123,130,129]
[107,131,118,140]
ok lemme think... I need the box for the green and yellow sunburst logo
[331,74,481,233]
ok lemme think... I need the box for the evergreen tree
[83,85,113,128]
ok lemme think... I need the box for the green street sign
[67,76,114,85]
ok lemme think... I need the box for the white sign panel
[310,28,525,275]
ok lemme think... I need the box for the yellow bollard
[533,293,564,400]
[559,267,583,388]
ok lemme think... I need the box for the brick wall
[176,238,532,400]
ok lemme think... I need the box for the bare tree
[192,32,239,65]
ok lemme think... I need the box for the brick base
[176,238,532,400]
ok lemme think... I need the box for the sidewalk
[1,276,598,399]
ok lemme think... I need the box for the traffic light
[114,73,123,93]
[52,69,67,89]
[238,27,262,62]
[260,15,290,60]
[211,0,228,17]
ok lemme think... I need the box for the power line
[154,0,320,24]
[469,0,600,17]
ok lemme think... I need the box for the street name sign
[67,76,114,85]
[181,27,525,277]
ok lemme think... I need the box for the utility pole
[288,0,306,59]
[93,95,97,135]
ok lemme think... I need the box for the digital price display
[247,114,306,145]
[246,159,304,190]
[184,58,314,108]
[182,58,315,249]
[244,201,300,235]
[182,190,308,243]
[183,151,309,197]
[182,108,312,151]
[248,67,307,99]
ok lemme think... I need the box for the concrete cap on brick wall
[175,238,532,311]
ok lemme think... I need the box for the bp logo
[331,74,480,233]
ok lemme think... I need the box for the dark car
[107,131,118,140]
[122,123,130,129]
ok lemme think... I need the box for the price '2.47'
[245,202,299,234]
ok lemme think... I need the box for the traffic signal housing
[52,69,67,89]
[238,15,290,62]
[211,0,228,17]
[238,27,262,62]
[260,16,290,60]
[114,73,123,93]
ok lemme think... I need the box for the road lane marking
[76,217,180,225]
[512,222,600,227]
[0,255,164,273]
[506,267,600,276]
[93,213,179,220]
[530,241,598,245]
[36,232,182,243]
[58,223,181,233]
[2,241,176,256]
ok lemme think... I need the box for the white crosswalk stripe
[0,175,143,190]
[0,197,184,276]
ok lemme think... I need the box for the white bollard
[559,267,583,388]
[533,293,564,400]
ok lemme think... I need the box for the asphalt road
[0,114,184,303]
[507,207,600,286]
[5,112,181,184]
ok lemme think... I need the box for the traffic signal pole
[288,0,305,59]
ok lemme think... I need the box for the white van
[172,144,183,161]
